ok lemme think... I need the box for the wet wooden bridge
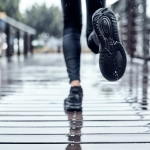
[0,53,150,149]
[0,0,150,149]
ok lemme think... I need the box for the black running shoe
[92,8,127,81]
[64,86,83,111]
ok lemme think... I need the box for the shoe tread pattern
[93,8,127,81]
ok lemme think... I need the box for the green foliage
[0,0,23,21]
[24,4,63,38]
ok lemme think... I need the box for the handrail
[0,13,36,35]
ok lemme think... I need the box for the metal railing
[0,13,36,59]
[112,0,150,62]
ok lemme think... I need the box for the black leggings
[61,0,106,83]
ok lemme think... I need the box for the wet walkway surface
[0,53,150,149]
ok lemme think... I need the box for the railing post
[30,35,34,54]
[5,24,14,60]
[16,30,20,56]
[24,32,28,57]
[119,0,128,52]
[5,24,11,58]
[119,0,136,59]
[127,0,136,58]
[142,0,148,62]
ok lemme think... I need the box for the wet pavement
[0,53,150,149]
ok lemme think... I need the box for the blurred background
[0,0,150,61]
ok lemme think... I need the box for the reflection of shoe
[66,143,81,150]
[64,86,83,111]
[92,8,127,81]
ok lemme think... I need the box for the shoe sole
[92,8,127,81]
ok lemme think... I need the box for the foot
[64,86,83,111]
[92,8,127,81]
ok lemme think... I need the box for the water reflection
[141,63,148,110]
[127,62,148,110]
[65,110,83,150]
[126,62,138,103]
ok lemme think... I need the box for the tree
[0,0,23,21]
[24,4,63,38]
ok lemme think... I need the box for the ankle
[71,80,80,87]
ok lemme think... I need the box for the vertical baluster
[24,32,28,57]
[5,24,10,58]
[16,30,20,56]
[30,34,34,54]
[142,0,148,62]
